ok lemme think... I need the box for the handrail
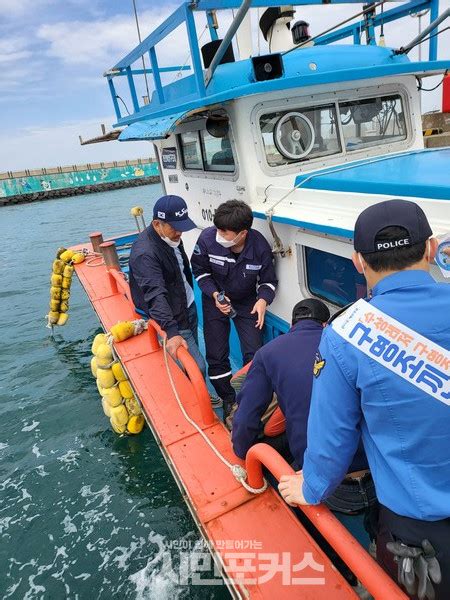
[245,444,408,600]
[148,318,215,427]
[176,345,215,426]
[105,0,440,125]
[108,268,131,296]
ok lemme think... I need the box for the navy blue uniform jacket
[232,320,368,472]
[129,226,193,339]
[190,227,277,305]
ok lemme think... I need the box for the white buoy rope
[162,337,268,495]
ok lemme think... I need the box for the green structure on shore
[0,158,160,205]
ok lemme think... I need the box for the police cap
[354,199,432,254]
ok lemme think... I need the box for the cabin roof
[294,148,450,201]
[118,45,450,140]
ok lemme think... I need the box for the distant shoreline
[0,176,160,207]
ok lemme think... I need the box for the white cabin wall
[152,73,428,324]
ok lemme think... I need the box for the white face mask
[358,253,366,278]
[162,235,180,248]
[216,231,243,249]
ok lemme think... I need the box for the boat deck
[72,236,407,599]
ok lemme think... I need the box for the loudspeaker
[201,39,235,70]
[251,54,284,82]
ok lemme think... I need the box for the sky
[1,0,449,172]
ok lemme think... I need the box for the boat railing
[147,318,216,427]
[245,443,408,600]
[106,0,440,128]
[103,252,216,427]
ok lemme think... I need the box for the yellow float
[90,333,145,436]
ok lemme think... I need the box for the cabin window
[339,94,406,151]
[260,104,341,167]
[179,130,235,173]
[180,132,203,170]
[305,247,367,307]
[200,130,235,172]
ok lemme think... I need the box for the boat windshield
[259,93,407,167]
[340,94,407,152]
[260,103,341,167]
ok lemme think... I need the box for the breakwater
[0,158,160,206]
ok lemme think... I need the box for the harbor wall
[0,158,160,206]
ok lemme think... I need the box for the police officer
[129,195,206,376]
[279,199,450,599]
[191,200,278,419]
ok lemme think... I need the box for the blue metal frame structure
[106,0,443,126]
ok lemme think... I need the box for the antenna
[411,10,430,61]
[131,0,151,102]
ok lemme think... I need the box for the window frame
[251,83,413,177]
[300,244,367,308]
[176,114,238,179]
[179,131,204,171]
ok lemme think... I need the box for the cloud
[36,7,183,67]
[0,117,154,172]
[0,0,52,17]
[0,37,32,64]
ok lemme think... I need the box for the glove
[386,539,442,600]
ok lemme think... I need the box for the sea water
[0,186,230,599]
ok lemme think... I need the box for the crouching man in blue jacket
[232,298,373,517]
[129,195,206,376]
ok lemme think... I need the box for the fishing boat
[69,1,450,597]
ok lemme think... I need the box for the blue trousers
[202,296,263,405]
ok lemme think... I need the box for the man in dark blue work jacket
[279,199,450,600]
[190,200,278,419]
[233,298,371,513]
[232,299,330,463]
[129,195,206,376]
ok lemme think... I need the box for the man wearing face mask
[278,199,450,599]
[129,195,206,375]
[191,199,278,420]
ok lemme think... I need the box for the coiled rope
[85,251,104,267]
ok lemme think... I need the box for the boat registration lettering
[333,299,450,405]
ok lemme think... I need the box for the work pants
[202,296,263,409]
[376,505,450,599]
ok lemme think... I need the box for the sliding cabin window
[260,104,341,167]
[339,94,406,152]
[179,130,235,173]
[305,247,367,307]
[179,132,203,170]
[200,130,235,172]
